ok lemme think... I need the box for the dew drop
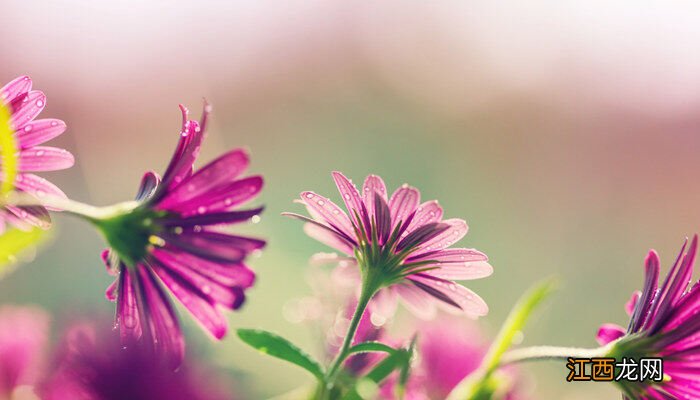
[36,100,44,107]
[305,193,314,199]
[23,125,32,132]
[197,206,207,214]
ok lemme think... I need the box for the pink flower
[286,172,491,319]
[0,305,49,397]
[42,322,235,400]
[0,76,74,232]
[99,104,264,367]
[597,235,700,399]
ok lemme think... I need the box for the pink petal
[10,91,45,129]
[5,204,51,229]
[105,278,118,302]
[160,176,263,215]
[116,268,142,342]
[137,266,184,368]
[332,171,365,225]
[149,259,229,340]
[410,275,488,317]
[362,174,387,221]
[404,200,443,235]
[160,230,264,263]
[15,119,66,148]
[159,149,249,209]
[151,249,247,308]
[596,323,626,346]
[423,261,493,281]
[303,223,354,255]
[625,290,641,316]
[19,146,74,172]
[160,247,255,288]
[369,288,398,321]
[395,284,437,319]
[388,184,420,231]
[0,76,31,104]
[14,173,67,211]
[135,171,161,202]
[412,219,468,256]
[300,191,354,239]
[407,248,488,263]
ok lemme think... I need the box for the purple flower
[98,104,264,367]
[286,172,491,319]
[0,76,74,231]
[0,305,49,397]
[597,235,700,399]
[42,323,235,400]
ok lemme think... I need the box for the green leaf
[0,100,18,196]
[236,329,324,380]
[342,346,413,400]
[347,342,396,356]
[446,278,557,400]
[0,226,48,279]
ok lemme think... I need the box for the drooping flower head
[0,305,49,398]
[97,104,264,367]
[0,76,74,232]
[285,172,491,319]
[42,322,235,400]
[597,235,700,399]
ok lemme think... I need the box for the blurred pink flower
[0,305,49,398]
[597,235,700,399]
[287,172,492,320]
[0,76,74,232]
[100,104,264,368]
[42,323,234,400]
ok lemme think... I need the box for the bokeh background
[3,1,700,398]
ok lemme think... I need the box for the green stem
[321,272,379,398]
[500,345,607,365]
[5,192,138,223]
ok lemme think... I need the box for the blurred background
[3,1,700,398]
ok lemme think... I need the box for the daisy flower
[285,172,491,320]
[597,235,700,399]
[97,103,264,367]
[0,76,74,232]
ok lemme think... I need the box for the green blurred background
[3,2,700,398]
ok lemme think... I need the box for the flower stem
[5,192,103,221]
[322,272,379,396]
[500,345,607,365]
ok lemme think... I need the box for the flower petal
[161,176,263,215]
[332,171,366,227]
[395,284,437,319]
[625,291,641,316]
[362,174,387,221]
[15,119,66,149]
[19,146,74,172]
[404,200,444,235]
[149,258,230,339]
[160,231,265,264]
[0,76,31,104]
[136,266,184,369]
[11,91,45,129]
[159,149,249,209]
[409,275,488,317]
[596,323,626,346]
[14,173,67,211]
[369,288,398,321]
[161,207,264,228]
[303,222,354,255]
[423,261,493,281]
[116,267,142,342]
[412,219,468,257]
[300,191,354,239]
[135,171,161,202]
[388,185,420,230]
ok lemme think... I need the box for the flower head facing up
[0,76,74,232]
[285,172,491,319]
[597,235,700,399]
[97,104,264,367]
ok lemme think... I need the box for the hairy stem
[500,345,607,365]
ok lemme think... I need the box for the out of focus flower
[96,104,264,367]
[597,235,700,399]
[0,76,74,232]
[285,172,491,319]
[42,323,234,400]
[0,305,49,399]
